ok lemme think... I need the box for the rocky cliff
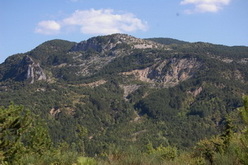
[122,57,201,87]
[0,55,47,83]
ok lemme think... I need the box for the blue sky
[0,0,247,63]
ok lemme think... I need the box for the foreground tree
[0,103,51,164]
[0,104,30,162]
[238,95,248,164]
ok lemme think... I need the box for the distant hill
[0,33,248,155]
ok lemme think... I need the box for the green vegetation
[1,96,248,164]
[0,104,51,164]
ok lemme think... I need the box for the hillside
[1,33,248,156]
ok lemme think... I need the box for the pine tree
[0,104,31,163]
[0,103,52,164]
[238,96,248,164]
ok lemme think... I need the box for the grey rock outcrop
[122,58,201,87]
[25,56,47,83]
[2,55,47,83]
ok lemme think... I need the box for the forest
[1,96,247,164]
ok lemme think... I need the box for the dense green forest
[0,34,248,164]
[1,97,248,164]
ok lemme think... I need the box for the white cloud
[180,0,231,13]
[35,9,148,35]
[35,20,61,35]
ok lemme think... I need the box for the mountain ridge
[2,33,248,84]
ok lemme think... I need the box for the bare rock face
[71,33,166,53]
[120,84,141,100]
[24,56,47,83]
[20,56,47,83]
[9,56,47,83]
[122,58,201,87]
[50,107,61,117]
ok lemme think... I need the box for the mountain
[0,33,248,155]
